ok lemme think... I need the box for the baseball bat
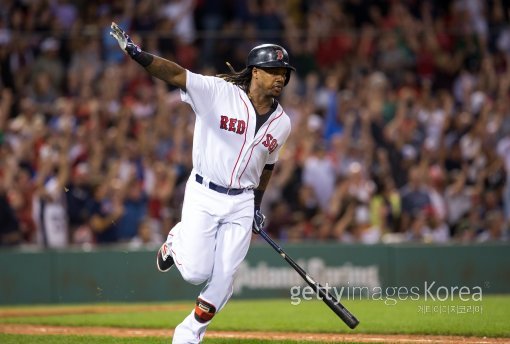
[257,228,360,329]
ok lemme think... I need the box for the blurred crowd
[0,0,509,249]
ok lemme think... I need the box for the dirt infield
[1,305,508,343]
[0,323,508,343]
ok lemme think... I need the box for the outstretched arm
[146,56,186,89]
[110,22,186,89]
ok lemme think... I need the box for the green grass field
[0,296,509,343]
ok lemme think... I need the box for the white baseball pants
[167,175,253,343]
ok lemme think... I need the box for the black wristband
[132,50,154,67]
[254,189,264,208]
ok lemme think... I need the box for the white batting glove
[110,21,144,58]
[109,22,153,67]
[109,22,128,50]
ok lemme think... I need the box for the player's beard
[271,84,283,97]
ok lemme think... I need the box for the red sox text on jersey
[220,115,246,134]
[220,115,278,153]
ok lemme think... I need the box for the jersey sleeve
[266,142,283,165]
[180,70,226,117]
[266,118,291,165]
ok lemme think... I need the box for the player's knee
[181,269,209,285]
[194,298,216,323]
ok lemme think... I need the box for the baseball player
[110,23,295,343]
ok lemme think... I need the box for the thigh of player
[172,181,224,281]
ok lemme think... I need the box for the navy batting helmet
[246,44,296,85]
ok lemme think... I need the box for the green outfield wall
[0,242,508,305]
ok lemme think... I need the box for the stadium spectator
[399,166,432,233]
[0,189,21,246]
[31,136,70,248]
[302,141,336,212]
[88,179,124,245]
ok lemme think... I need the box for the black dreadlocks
[217,62,253,93]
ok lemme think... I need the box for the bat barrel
[325,296,360,329]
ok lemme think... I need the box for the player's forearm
[258,169,273,190]
[145,55,187,89]
[255,168,273,207]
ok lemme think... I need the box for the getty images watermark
[290,281,484,315]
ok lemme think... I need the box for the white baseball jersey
[180,70,291,189]
[33,177,68,248]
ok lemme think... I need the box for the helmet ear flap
[284,69,292,86]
